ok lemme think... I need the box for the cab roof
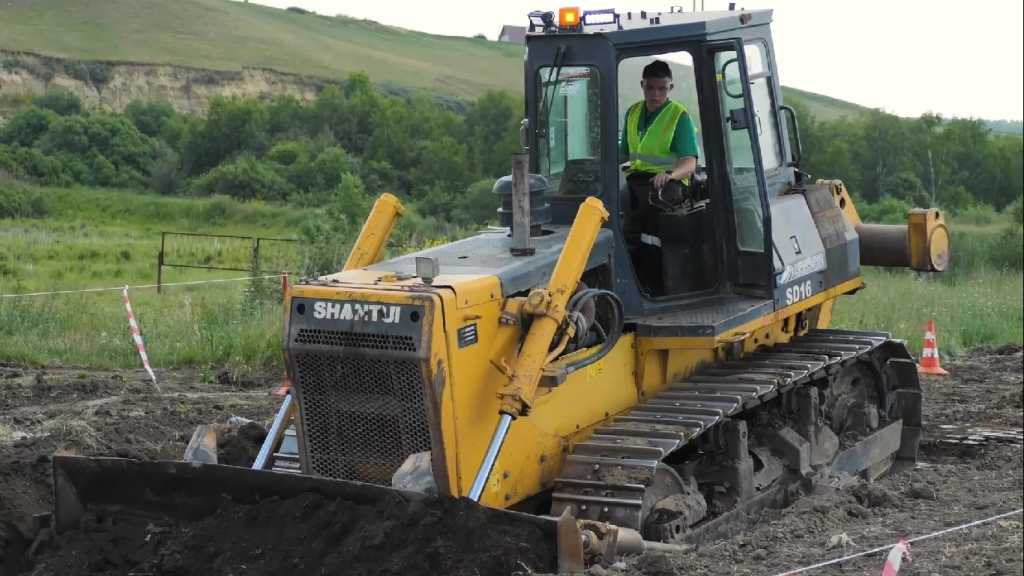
[527,9,773,44]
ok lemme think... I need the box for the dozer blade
[50,455,563,569]
[53,455,450,532]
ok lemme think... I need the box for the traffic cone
[918,319,948,376]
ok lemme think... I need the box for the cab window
[537,66,601,196]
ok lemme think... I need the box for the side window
[617,51,703,163]
[715,49,764,253]
[537,66,602,196]
[744,42,782,170]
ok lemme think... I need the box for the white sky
[249,0,1023,120]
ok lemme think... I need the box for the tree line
[792,102,1023,217]
[1,74,1021,227]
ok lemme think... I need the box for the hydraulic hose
[562,288,624,375]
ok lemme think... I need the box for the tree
[34,89,82,116]
[182,97,268,175]
[125,100,176,138]
[0,106,56,147]
[464,91,523,177]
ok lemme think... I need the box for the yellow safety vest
[625,100,686,174]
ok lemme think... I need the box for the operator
[619,60,700,290]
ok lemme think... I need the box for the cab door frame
[702,37,775,296]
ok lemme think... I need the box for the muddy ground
[1,347,1022,575]
[606,345,1024,576]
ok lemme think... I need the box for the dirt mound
[30,492,554,576]
[216,421,267,467]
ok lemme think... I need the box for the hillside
[4,0,1021,134]
[0,0,523,99]
[0,0,881,120]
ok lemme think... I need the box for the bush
[34,89,82,116]
[149,142,184,195]
[0,144,69,185]
[954,203,998,226]
[266,140,310,167]
[306,146,354,192]
[38,113,157,187]
[191,155,293,201]
[125,99,177,138]
[64,61,112,86]
[451,178,497,226]
[938,184,973,214]
[182,97,268,175]
[1008,196,1023,226]
[0,106,56,147]
[949,227,1024,277]
[298,173,373,274]
[990,226,1024,271]
[857,196,911,224]
[0,179,48,219]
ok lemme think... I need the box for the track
[550,329,923,542]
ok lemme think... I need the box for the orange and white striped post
[918,319,948,376]
[880,538,911,575]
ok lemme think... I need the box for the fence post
[157,232,166,294]
[251,237,262,276]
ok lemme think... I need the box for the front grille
[293,352,432,484]
[294,328,417,352]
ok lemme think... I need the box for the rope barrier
[0,274,287,299]
[770,507,1024,575]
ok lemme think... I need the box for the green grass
[833,267,1023,357]
[0,186,316,372]
[2,0,877,119]
[1,185,1020,371]
[0,186,312,294]
[0,285,283,371]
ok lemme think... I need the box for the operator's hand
[651,171,673,190]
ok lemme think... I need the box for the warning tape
[122,286,160,393]
[770,507,1023,576]
[0,274,286,299]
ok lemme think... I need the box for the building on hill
[498,25,526,44]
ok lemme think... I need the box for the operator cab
[527,8,804,326]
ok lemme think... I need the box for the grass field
[832,268,1023,356]
[1,185,1020,372]
[0,0,865,118]
[0,187,316,373]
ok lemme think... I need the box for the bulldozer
[50,6,949,570]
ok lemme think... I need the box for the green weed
[833,267,1023,357]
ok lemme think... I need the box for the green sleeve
[671,112,700,159]
[619,109,630,156]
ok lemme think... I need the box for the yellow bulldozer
[51,6,949,570]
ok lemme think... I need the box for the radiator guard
[286,296,435,486]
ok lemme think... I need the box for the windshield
[536,65,602,196]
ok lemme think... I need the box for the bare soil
[1,346,1021,576]
[0,366,278,575]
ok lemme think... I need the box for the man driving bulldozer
[620,59,700,291]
